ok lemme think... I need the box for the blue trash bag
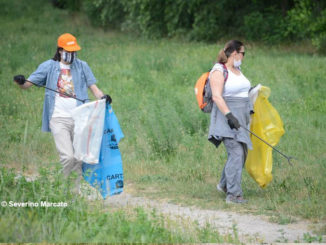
[82,103,124,199]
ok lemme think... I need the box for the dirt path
[104,190,319,243]
[19,173,322,243]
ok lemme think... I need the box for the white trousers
[50,117,82,193]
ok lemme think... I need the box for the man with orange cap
[13,33,112,194]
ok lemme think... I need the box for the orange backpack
[194,63,228,113]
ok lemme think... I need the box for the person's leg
[218,166,227,193]
[223,138,245,198]
[50,117,82,193]
[240,142,248,195]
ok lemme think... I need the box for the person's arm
[210,70,230,115]
[89,84,104,99]
[19,81,34,89]
[14,60,51,89]
[83,61,112,104]
[89,84,112,104]
[210,70,240,130]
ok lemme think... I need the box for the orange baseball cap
[57,33,81,51]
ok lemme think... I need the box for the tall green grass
[0,0,325,240]
[0,167,237,243]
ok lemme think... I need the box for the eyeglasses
[238,51,245,57]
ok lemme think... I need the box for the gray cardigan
[208,96,253,149]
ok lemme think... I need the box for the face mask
[234,58,241,68]
[62,51,76,64]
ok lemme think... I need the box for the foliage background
[54,0,326,53]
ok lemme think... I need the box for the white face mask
[234,59,242,68]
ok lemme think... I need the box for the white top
[52,62,77,118]
[209,63,251,98]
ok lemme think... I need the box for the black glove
[101,94,112,104]
[225,112,240,130]
[14,75,26,85]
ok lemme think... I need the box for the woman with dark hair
[53,47,63,61]
[13,33,112,194]
[208,40,252,204]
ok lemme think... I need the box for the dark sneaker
[226,195,248,204]
[216,184,227,194]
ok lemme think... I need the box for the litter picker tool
[28,80,89,103]
[240,125,294,166]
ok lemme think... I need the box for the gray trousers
[49,117,82,193]
[219,138,248,197]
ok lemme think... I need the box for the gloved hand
[225,112,240,130]
[101,94,112,104]
[13,75,26,85]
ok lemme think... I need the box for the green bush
[284,0,313,40]
[80,0,326,53]
[311,9,326,54]
[243,9,285,43]
[122,0,167,38]
[164,0,193,38]
[284,0,326,53]
[50,0,82,11]
[190,1,224,41]
[82,0,125,29]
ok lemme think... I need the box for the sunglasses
[238,51,245,56]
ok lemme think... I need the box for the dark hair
[52,47,63,61]
[217,40,244,64]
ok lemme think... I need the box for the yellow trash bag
[245,85,285,188]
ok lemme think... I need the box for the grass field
[0,0,326,242]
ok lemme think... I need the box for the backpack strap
[220,63,228,82]
[210,63,228,83]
